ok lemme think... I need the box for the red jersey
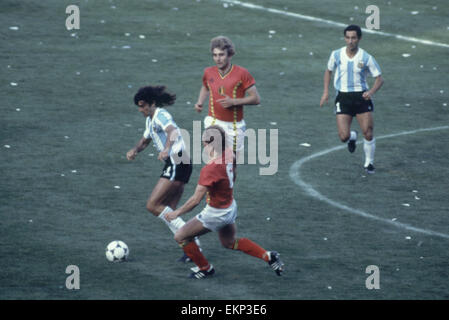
[198,150,235,208]
[202,64,256,122]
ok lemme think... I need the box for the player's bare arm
[217,85,261,108]
[165,184,208,221]
[127,136,151,160]
[158,124,177,161]
[320,69,332,107]
[195,85,209,113]
[362,75,384,100]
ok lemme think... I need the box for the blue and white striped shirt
[327,47,381,92]
[143,108,185,156]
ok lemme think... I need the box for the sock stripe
[179,240,189,248]
[232,239,239,250]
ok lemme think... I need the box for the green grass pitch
[1,0,448,299]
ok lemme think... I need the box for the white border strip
[289,126,449,239]
[221,0,449,49]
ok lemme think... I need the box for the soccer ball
[105,240,129,262]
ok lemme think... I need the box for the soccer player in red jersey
[194,36,260,157]
[166,126,284,279]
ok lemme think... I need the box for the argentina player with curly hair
[127,85,201,260]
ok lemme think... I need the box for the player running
[194,36,260,159]
[126,85,201,259]
[166,125,284,279]
[320,25,384,173]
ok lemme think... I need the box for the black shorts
[334,91,374,117]
[160,152,192,184]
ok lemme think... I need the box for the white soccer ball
[105,240,129,262]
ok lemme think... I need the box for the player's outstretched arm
[127,136,151,160]
[166,184,208,221]
[320,69,332,107]
[195,85,209,113]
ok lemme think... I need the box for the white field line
[289,126,449,239]
[220,0,449,49]
[218,0,449,237]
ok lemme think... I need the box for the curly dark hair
[134,85,176,107]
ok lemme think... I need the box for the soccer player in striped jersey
[166,125,284,279]
[320,25,384,173]
[194,36,260,160]
[126,85,201,259]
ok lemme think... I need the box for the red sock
[232,238,269,262]
[183,241,210,270]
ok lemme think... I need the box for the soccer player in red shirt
[194,36,260,157]
[166,126,284,279]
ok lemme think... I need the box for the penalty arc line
[220,0,449,49]
[217,0,449,236]
[289,125,449,239]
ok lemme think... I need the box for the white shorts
[204,116,246,154]
[195,200,237,232]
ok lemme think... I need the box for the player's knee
[145,201,159,216]
[339,132,350,143]
[363,129,374,141]
[220,239,235,249]
[173,232,184,244]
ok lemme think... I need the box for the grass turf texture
[1,0,448,299]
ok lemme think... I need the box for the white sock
[195,237,202,250]
[350,130,357,141]
[363,138,376,167]
[158,206,202,250]
[158,206,185,234]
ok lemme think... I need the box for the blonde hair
[203,125,226,154]
[210,36,235,56]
